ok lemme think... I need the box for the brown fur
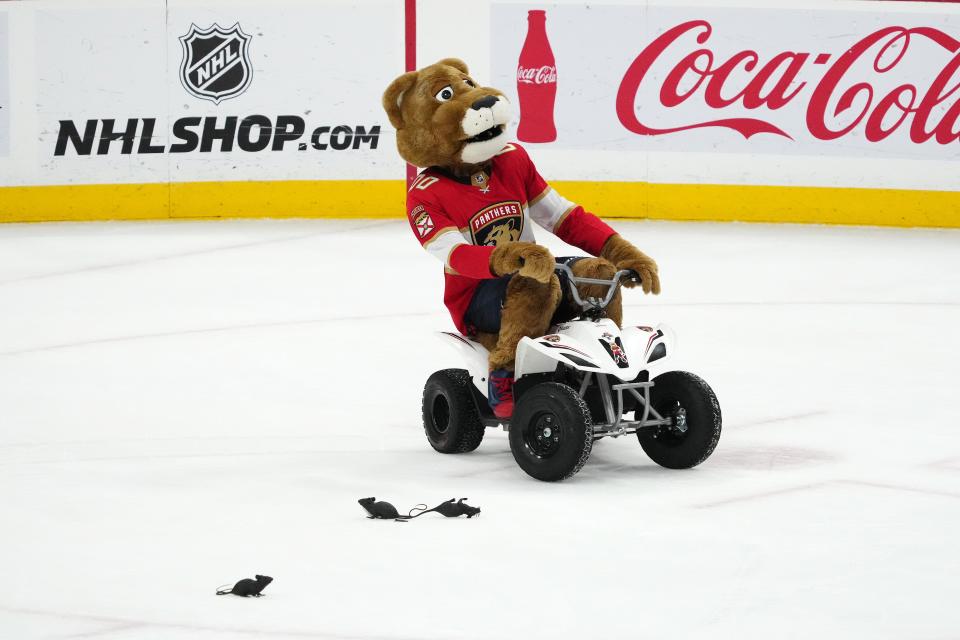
[490,242,555,283]
[382,58,549,370]
[383,61,656,374]
[600,234,662,295]
[480,257,623,369]
[548,257,623,327]
[472,331,500,355]
[382,59,506,171]
[570,257,623,327]
[487,274,563,370]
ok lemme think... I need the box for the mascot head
[382,58,513,169]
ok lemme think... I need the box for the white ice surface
[1,218,959,640]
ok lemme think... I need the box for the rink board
[2,0,960,227]
[2,179,959,227]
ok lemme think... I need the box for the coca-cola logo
[518,65,557,85]
[616,20,960,144]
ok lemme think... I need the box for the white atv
[422,264,721,481]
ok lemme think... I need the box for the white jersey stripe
[528,186,576,232]
[423,228,469,267]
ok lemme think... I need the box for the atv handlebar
[555,263,640,313]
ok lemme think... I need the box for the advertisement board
[36,1,401,186]
[1,0,958,226]
[0,11,8,158]
[494,4,960,163]
[1,0,406,221]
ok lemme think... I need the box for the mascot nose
[471,95,499,110]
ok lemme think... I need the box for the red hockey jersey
[405,143,615,335]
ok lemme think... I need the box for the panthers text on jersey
[406,143,615,335]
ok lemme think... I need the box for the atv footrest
[482,417,509,430]
[589,378,671,438]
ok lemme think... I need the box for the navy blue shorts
[463,256,584,335]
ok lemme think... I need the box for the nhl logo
[179,23,253,104]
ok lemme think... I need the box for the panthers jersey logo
[485,221,520,246]
[469,201,523,247]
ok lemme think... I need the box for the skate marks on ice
[0,310,441,358]
[0,220,394,287]
[926,455,960,473]
[1,220,958,639]
[695,478,960,509]
[706,444,835,470]
[625,300,960,308]
[0,441,403,468]
[568,444,832,480]
[729,410,828,429]
[708,411,836,469]
[0,605,427,640]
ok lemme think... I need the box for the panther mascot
[383,58,661,418]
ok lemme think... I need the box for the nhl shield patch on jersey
[414,211,435,238]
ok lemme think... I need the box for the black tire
[638,371,721,469]
[509,383,593,481]
[422,369,485,453]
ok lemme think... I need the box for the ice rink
[1,218,959,639]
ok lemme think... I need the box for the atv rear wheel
[509,382,593,481]
[422,369,485,453]
[638,371,721,469]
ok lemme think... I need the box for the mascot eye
[464,79,476,88]
[435,86,454,102]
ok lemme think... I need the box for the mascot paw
[490,242,555,284]
[600,235,662,295]
[618,259,660,294]
[570,257,617,299]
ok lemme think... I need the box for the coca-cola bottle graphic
[516,9,557,143]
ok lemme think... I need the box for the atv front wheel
[422,369,485,453]
[638,371,721,469]
[509,382,593,481]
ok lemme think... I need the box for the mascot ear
[383,71,419,130]
[438,58,469,74]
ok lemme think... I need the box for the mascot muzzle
[459,94,513,164]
